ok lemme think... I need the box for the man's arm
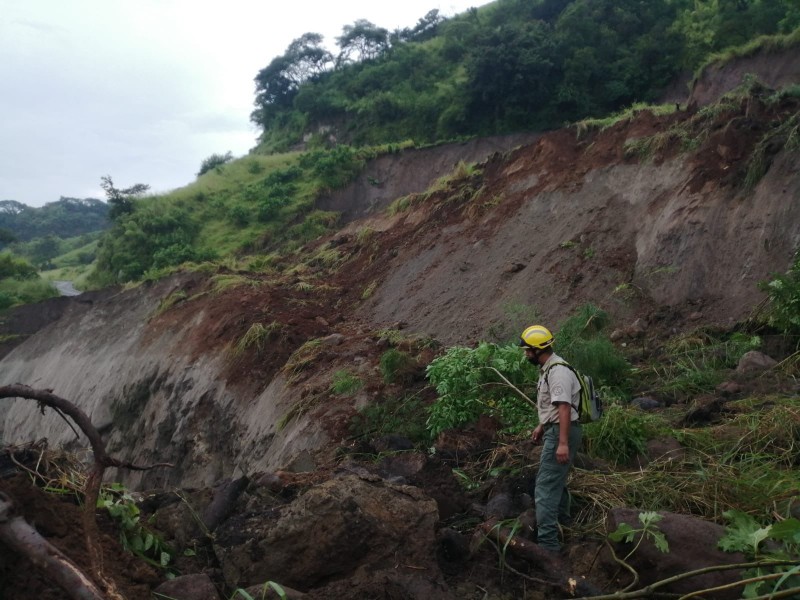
[556,402,571,464]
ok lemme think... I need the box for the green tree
[336,20,389,64]
[29,235,61,267]
[252,33,333,130]
[0,227,16,246]
[197,151,234,176]
[464,20,559,132]
[100,176,150,221]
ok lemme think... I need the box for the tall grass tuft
[555,304,630,388]
[232,322,284,357]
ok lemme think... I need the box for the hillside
[1,77,799,598]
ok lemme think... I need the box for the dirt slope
[0,91,798,490]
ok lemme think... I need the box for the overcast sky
[1,0,483,207]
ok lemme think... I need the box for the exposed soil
[1,76,799,598]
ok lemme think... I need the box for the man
[520,324,582,553]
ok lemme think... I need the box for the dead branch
[475,519,603,597]
[0,493,105,600]
[0,384,174,600]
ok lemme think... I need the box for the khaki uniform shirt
[536,353,580,425]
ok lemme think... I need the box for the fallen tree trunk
[0,384,174,600]
[0,493,105,600]
[475,519,602,597]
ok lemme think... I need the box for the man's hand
[556,442,570,464]
[532,424,544,444]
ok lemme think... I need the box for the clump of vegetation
[282,338,324,381]
[98,483,173,570]
[379,348,418,385]
[581,404,660,465]
[0,252,58,310]
[643,330,761,402]
[760,254,800,335]
[197,151,234,177]
[330,370,363,395]
[232,322,285,357]
[350,393,430,445]
[426,342,537,436]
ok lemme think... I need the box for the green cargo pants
[534,422,582,551]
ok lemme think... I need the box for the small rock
[285,450,316,473]
[688,312,702,321]
[320,333,344,346]
[631,397,661,410]
[736,351,777,373]
[485,493,515,520]
[255,473,285,493]
[504,262,526,274]
[716,381,742,397]
[610,329,624,342]
[153,574,222,600]
[315,316,330,327]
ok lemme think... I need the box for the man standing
[520,324,582,553]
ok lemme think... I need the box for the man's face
[524,346,540,365]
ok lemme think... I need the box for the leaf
[183,548,197,557]
[769,518,800,543]
[144,533,154,552]
[638,511,662,527]
[650,530,669,553]
[160,551,171,567]
[719,510,764,554]
[609,522,635,543]
[267,581,288,600]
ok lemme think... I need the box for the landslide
[0,88,799,492]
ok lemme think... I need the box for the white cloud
[0,0,483,206]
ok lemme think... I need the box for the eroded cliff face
[1,94,798,489]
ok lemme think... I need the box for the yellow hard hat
[519,325,554,350]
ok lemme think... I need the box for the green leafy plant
[426,342,537,436]
[609,511,670,556]
[582,404,655,464]
[349,393,430,444]
[230,581,288,600]
[331,370,363,395]
[760,252,800,333]
[718,510,800,598]
[98,483,172,569]
[380,348,417,384]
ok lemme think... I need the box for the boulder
[736,351,777,373]
[153,574,222,600]
[631,397,662,411]
[213,475,444,595]
[604,509,745,599]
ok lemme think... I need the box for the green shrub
[582,404,657,464]
[426,342,538,436]
[350,394,430,445]
[0,276,58,309]
[331,370,363,395]
[761,252,800,333]
[554,304,630,388]
[380,348,417,384]
[300,145,365,190]
[197,151,233,177]
[0,252,37,279]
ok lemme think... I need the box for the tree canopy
[249,0,800,149]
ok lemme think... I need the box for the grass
[232,322,285,357]
[692,27,800,85]
[330,370,363,395]
[0,277,59,310]
[575,102,678,138]
[282,338,324,382]
[210,274,264,295]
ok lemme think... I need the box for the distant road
[53,280,81,296]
